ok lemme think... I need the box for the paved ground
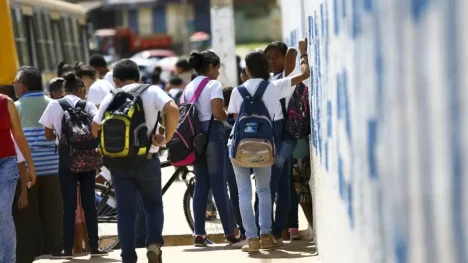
[35,240,319,263]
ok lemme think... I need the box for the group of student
[0,36,312,263]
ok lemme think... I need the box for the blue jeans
[233,165,272,239]
[111,157,164,261]
[0,156,19,263]
[225,145,245,235]
[193,121,235,236]
[135,193,147,248]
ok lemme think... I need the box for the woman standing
[183,51,240,246]
[0,94,36,263]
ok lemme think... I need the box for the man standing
[13,66,62,261]
[92,59,179,263]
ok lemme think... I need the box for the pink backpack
[167,78,210,166]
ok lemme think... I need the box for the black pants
[13,175,63,263]
[59,168,99,250]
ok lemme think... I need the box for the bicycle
[94,155,220,250]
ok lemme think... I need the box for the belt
[147,153,158,159]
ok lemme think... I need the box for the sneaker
[241,238,261,252]
[226,234,242,245]
[50,250,73,260]
[275,237,284,247]
[260,234,281,250]
[289,228,301,240]
[194,236,208,247]
[91,248,109,257]
[147,244,162,263]
[232,238,248,249]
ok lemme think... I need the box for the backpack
[230,81,275,168]
[282,83,310,139]
[171,90,183,106]
[58,99,102,173]
[99,84,158,170]
[167,78,211,167]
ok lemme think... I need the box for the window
[51,20,64,63]
[70,18,82,62]
[42,12,57,69]
[32,10,49,71]
[80,26,89,63]
[11,8,30,66]
[25,16,38,68]
[60,17,76,63]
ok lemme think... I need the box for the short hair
[169,75,183,86]
[62,72,84,93]
[18,66,42,91]
[89,54,107,68]
[245,50,270,81]
[49,77,64,93]
[75,64,96,79]
[57,61,74,77]
[223,86,234,107]
[264,41,288,56]
[113,59,140,82]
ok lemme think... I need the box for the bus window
[32,10,49,71]
[70,17,82,62]
[11,8,30,66]
[60,17,75,63]
[51,20,64,64]
[42,12,57,70]
[24,15,38,68]
[80,25,89,63]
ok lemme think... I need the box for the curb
[100,229,311,249]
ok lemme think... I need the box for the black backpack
[281,83,311,139]
[58,99,103,173]
[99,84,158,170]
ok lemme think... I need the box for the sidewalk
[35,240,319,263]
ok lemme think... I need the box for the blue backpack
[230,81,276,167]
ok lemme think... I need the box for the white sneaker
[231,239,248,249]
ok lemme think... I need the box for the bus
[0,0,89,98]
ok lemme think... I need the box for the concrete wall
[281,0,468,262]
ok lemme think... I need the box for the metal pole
[210,0,236,87]
[181,0,190,55]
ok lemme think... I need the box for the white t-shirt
[87,79,113,106]
[93,83,173,153]
[228,78,293,121]
[270,71,294,108]
[12,134,25,163]
[183,76,224,122]
[39,95,98,145]
[103,71,115,87]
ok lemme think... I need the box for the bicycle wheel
[182,181,224,237]
[95,183,119,251]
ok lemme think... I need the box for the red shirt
[0,94,16,158]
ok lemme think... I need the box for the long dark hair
[188,51,220,75]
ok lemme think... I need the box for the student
[166,75,184,105]
[240,68,249,83]
[227,38,309,252]
[151,66,166,89]
[0,93,36,263]
[49,77,65,99]
[183,51,239,246]
[92,59,179,263]
[262,41,301,244]
[57,61,74,77]
[89,54,115,87]
[75,64,113,108]
[39,72,107,259]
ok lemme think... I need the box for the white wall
[281,0,468,262]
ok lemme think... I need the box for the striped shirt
[15,92,59,176]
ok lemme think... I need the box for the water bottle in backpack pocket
[230,81,276,168]
[99,84,158,170]
[58,99,102,173]
[167,78,212,167]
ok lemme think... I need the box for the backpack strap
[129,83,153,96]
[237,85,254,103]
[57,98,73,112]
[180,77,210,104]
[253,80,269,100]
[76,100,87,111]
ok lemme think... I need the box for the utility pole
[210,0,237,87]
[181,0,191,55]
